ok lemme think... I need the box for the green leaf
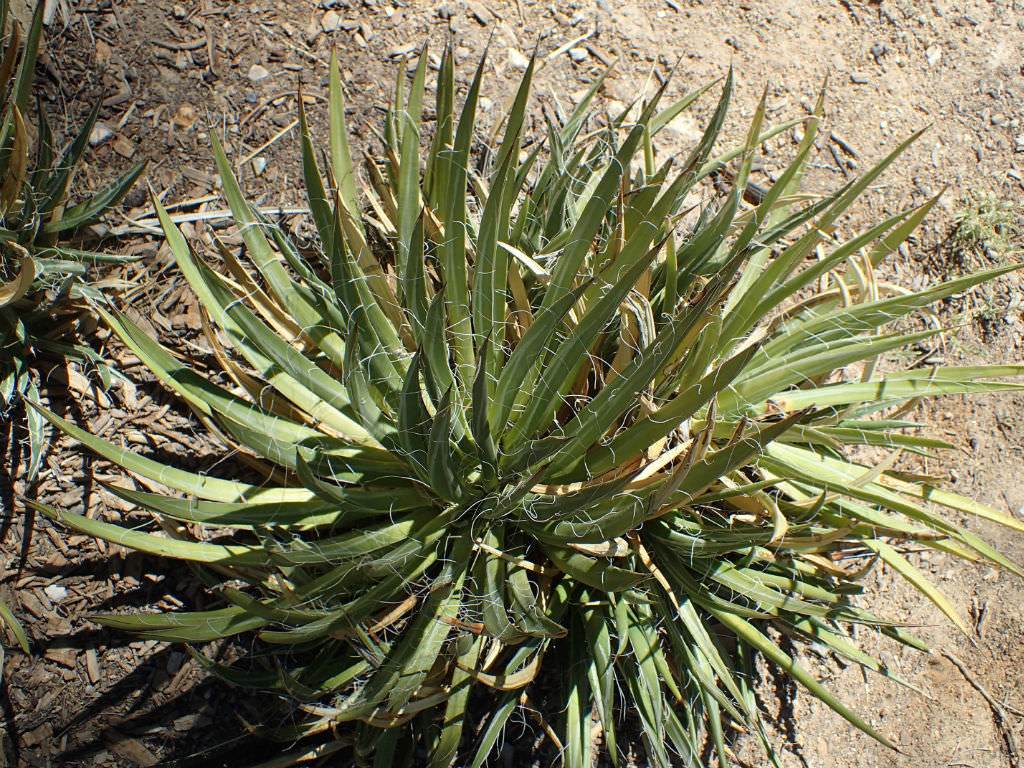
[503,249,661,450]
[431,633,481,768]
[32,501,269,565]
[544,547,646,591]
[209,131,349,367]
[426,387,459,501]
[435,52,486,384]
[24,379,44,482]
[864,539,969,633]
[44,161,146,233]
[0,596,29,654]
[541,81,670,311]
[29,400,313,503]
[396,49,428,332]
[712,608,896,749]
[328,47,363,232]
[467,690,519,768]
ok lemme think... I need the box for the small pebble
[850,71,870,84]
[88,123,113,146]
[173,104,197,130]
[252,157,267,176]
[437,2,456,19]
[991,113,1008,127]
[507,48,529,70]
[320,10,341,31]
[172,4,187,18]
[248,63,270,82]
[43,584,67,603]
[479,96,493,111]
[925,45,942,67]
[869,42,886,61]
[387,42,417,58]
[568,47,588,63]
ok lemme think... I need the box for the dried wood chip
[23,722,53,747]
[19,590,47,620]
[104,731,159,767]
[43,525,71,557]
[112,134,136,158]
[63,365,113,407]
[44,646,78,668]
[86,648,102,684]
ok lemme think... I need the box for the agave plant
[34,48,1024,767]
[1,0,145,443]
[1,0,144,666]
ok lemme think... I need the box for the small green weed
[953,189,1022,259]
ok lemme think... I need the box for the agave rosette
[1,0,145,458]
[35,48,1024,767]
[1,0,144,665]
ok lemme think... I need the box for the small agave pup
[1,0,146,407]
[34,48,1024,767]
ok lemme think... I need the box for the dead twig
[828,142,849,177]
[237,119,299,166]
[942,650,1022,768]
[830,130,859,158]
[520,692,565,762]
[151,37,208,51]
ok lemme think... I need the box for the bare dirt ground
[2,1,1023,766]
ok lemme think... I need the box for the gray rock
[248,63,270,81]
[320,10,341,31]
[507,48,529,70]
[88,123,114,146]
[43,584,68,602]
[387,42,418,58]
[568,47,588,63]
